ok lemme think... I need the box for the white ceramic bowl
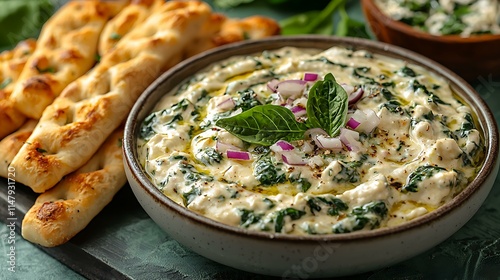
[123,35,499,278]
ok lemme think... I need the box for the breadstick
[22,129,125,247]
[98,0,164,56]
[184,15,280,58]
[10,1,212,193]
[10,0,128,120]
[0,39,36,139]
[0,120,37,178]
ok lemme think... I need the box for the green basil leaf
[306,73,348,137]
[215,105,308,146]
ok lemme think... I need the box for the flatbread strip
[22,129,125,247]
[0,120,37,179]
[185,14,281,58]
[0,39,36,139]
[98,0,164,56]
[10,0,128,120]
[10,1,212,193]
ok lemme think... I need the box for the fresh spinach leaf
[215,104,309,146]
[335,2,370,39]
[279,0,345,35]
[280,10,333,35]
[306,73,348,137]
[213,0,254,9]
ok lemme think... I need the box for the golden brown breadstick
[98,0,164,56]
[22,129,125,247]
[0,39,36,139]
[10,0,128,120]
[0,120,37,178]
[10,1,212,193]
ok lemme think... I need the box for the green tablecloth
[1,1,499,279]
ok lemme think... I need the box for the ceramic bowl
[123,35,499,278]
[361,0,500,81]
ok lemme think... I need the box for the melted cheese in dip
[137,46,484,235]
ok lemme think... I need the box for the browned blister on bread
[21,129,126,247]
[10,1,212,193]
[214,16,280,46]
[10,0,128,120]
[0,39,37,139]
[99,0,164,56]
[0,120,37,178]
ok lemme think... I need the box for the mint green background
[1,1,500,279]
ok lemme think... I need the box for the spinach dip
[137,46,485,235]
[375,0,500,36]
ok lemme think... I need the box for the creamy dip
[375,0,500,36]
[137,46,484,235]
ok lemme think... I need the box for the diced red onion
[281,152,307,166]
[304,128,328,139]
[271,140,294,153]
[339,128,362,152]
[348,88,364,105]
[314,135,343,150]
[341,83,355,94]
[291,106,306,117]
[276,80,307,98]
[286,97,295,106]
[267,79,279,93]
[303,72,318,81]
[216,140,241,153]
[359,109,380,133]
[216,97,235,111]
[346,117,361,129]
[226,150,251,161]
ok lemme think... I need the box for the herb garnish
[0,77,12,89]
[215,73,348,146]
[306,73,348,137]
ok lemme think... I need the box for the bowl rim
[361,0,500,43]
[124,35,499,243]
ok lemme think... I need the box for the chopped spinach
[333,201,388,233]
[289,175,312,192]
[331,159,364,183]
[307,196,348,216]
[234,89,262,111]
[275,208,306,233]
[398,66,417,77]
[179,162,214,185]
[238,209,262,228]
[254,156,286,186]
[381,100,404,114]
[182,186,201,206]
[403,165,448,192]
[263,198,276,209]
[196,147,223,166]
[305,56,348,68]
[140,99,191,140]
[454,113,475,138]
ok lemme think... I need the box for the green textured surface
[1,1,500,279]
